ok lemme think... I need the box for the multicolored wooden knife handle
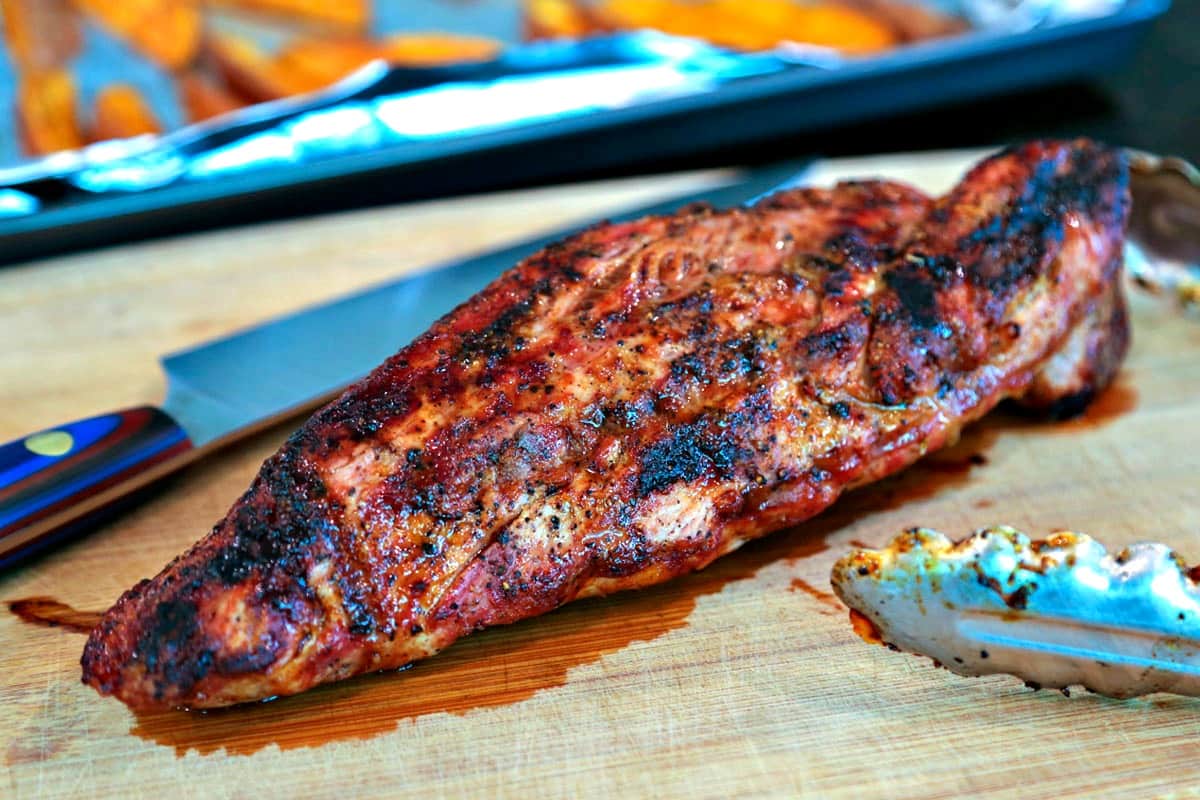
[0,407,192,569]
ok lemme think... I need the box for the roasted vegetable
[273,33,503,94]
[592,0,898,54]
[206,33,306,102]
[379,33,502,66]
[3,0,959,161]
[524,0,594,39]
[177,69,244,122]
[70,0,201,70]
[1,0,82,70]
[203,0,368,32]
[16,69,85,155]
[92,83,162,140]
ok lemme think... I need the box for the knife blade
[0,159,810,568]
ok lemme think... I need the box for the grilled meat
[82,140,1130,710]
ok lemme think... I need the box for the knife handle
[0,407,192,569]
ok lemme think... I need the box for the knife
[0,160,810,569]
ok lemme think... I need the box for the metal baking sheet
[0,0,1170,263]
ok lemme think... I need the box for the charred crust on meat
[1044,388,1096,421]
[216,646,277,675]
[339,576,378,636]
[637,422,744,497]
[206,448,331,587]
[822,269,854,296]
[882,264,953,332]
[823,231,877,269]
[137,600,200,674]
[802,320,868,360]
[636,392,772,498]
[459,296,534,365]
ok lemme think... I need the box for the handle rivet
[24,431,74,457]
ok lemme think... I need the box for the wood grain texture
[1,156,1198,799]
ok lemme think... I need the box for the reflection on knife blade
[832,527,1200,699]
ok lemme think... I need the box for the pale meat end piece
[831,527,1200,699]
[81,140,1131,710]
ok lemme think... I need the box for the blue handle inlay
[0,414,122,488]
[0,407,193,568]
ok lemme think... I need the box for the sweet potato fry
[16,69,85,155]
[272,33,503,96]
[593,0,896,54]
[837,0,966,42]
[1,0,82,70]
[523,0,594,40]
[177,70,244,122]
[203,0,367,32]
[587,0,672,33]
[70,0,201,70]
[784,4,897,53]
[206,33,307,102]
[272,37,382,94]
[92,83,162,141]
[150,1,204,68]
[378,33,502,67]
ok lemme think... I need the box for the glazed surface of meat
[82,140,1131,710]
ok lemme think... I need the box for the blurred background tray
[0,0,1172,263]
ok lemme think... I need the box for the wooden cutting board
[2,153,1198,799]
